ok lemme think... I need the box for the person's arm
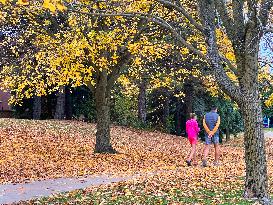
[195,121,200,133]
[203,117,211,134]
[210,116,221,136]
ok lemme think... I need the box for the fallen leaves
[0,119,190,183]
[0,119,273,204]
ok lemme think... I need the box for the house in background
[0,90,13,118]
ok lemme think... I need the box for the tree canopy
[0,0,273,202]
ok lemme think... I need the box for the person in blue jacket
[202,106,221,167]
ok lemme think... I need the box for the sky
[259,33,273,71]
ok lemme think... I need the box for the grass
[264,128,273,132]
[20,186,254,205]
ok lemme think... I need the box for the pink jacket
[186,119,200,139]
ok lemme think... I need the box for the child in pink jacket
[185,113,200,166]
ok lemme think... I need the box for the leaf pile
[0,118,205,183]
[1,119,273,204]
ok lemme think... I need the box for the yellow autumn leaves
[260,66,273,107]
[43,0,67,12]
[0,5,172,104]
[0,0,151,13]
[17,0,29,5]
[1,0,270,108]
[0,0,67,12]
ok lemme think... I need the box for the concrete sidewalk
[264,131,273,138]
[0,174,135,204]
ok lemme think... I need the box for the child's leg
[192,144,197,165]
[187,143,196,161]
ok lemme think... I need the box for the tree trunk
[65,87,73,120]
[239,23,269,201]
[138,79,147,124]
[161,87,170,128]
[184,80,194,119]
[239,43,269,200]
[197,1,269,202]
[181,80,194,133]
[94,70,116,153]
[33,96,41,120]
[241,99,269,201]
[175,99,183,136]
[225,128,230,141]
[54,86,66,120]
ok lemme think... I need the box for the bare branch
[264,28,273,34]
[259,0,273,28]
[220,54,238,76]
[156,0,204,33]
[214,0,236,41]
[198,0,242,103]
[106,51,131,91]
[232,0,245,41]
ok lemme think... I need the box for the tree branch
[231,0,245,42]
[264,28,273,34]
[106,51,131,92]
[259,0,273,28]
[197,0,242,103]
[106,5,156,90]
[69,5,242,102]
[220,54,238,76]
[246,0,259,24]
[155,0,205,33]
[214,0,236,42]
[69,8,209,63]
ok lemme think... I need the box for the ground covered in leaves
[0,119,273,204]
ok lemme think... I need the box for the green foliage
[110,92,153,130]
[72,87,96,122]
[213,99,244,135]
[165,114,176,134]
[261,88,273,117]
[194,95,244,137]
[111,94,137,126]
[146,87,173,133]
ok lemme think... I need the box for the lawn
[264,128,273,132]
[0,119,272,204]
[19,186,254,205]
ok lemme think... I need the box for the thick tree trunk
[241,99,269,201]
[239,25,269,202]
[54,86,66,120]
[33,96,41,120]
[94,70,116,153]
[197,1,270,202]
[239,40,269,201]
[138,79,147,124]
